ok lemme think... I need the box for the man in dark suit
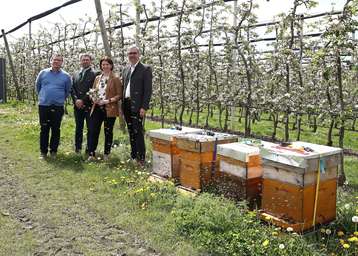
[71,53,99,153]
[122,46,152,165]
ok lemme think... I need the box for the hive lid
[217,142,260,162]
[175,131,238,142]
[147,126,203,141]
[260,141,342,168]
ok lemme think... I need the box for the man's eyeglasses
[128,52,138,55]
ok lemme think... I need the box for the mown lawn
[0,101,357,256]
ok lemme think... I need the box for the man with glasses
[36,54,72,158]
[71,53,99,154]
[122,45,152,166]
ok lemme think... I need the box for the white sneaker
[87,156,95,162]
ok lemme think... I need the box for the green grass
[0,101,357,255]
[149,107,358,152]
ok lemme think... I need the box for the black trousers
[123,98,145,161]
[88,106,116,156]
[38,105,64,154]
[74,106,90,152]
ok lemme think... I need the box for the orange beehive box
[148,127,203,179]
[216,143,262,205]
[260,141,342,232]
[175,131,238,190]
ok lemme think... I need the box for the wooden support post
[1,29,21,101]
[94,0,112,58]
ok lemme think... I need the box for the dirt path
[0,153,160,256]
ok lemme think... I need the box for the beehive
[148,127,203,179]
[260,141,342,232]
[216,142,262,205]
[175,131,238,190]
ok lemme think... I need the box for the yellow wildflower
[354,231,358,236]
[339,239,345,245]
[272,231,278,236]
[342,243,350,249]
[337,231,345,237]
[348,236,358,242]
[262,239,269,247]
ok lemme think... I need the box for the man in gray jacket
[71,53,99,154]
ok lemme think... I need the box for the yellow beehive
[260,141,342,232]
[148,127,203,180]
[175,131,238,190]
[216,142,262,206]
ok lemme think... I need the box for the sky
[0,0,347,42]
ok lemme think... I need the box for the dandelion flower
[272,231,278,236]
[354,231,358,236]
[337,231,345,237]
[279,244,285,250]
[262,239,269,247]
[342,243,350,249]
[287,227,293,232]
[325,229,332,235]
[320,228,326,233]
[348,237,358,242]
[339,239,345,245]
[352,216,358,223]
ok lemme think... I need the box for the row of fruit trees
[1,0,357,147]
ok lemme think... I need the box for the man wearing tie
[122,45,152,165]
[71,54,99,154]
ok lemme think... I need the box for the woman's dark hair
[99,56,114,71]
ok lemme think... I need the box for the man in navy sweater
[36,54,72,158]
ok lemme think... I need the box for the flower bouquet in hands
[87,88,100,116]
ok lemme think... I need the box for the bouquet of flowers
[87,88,100,116]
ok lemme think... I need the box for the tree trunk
[296,114,302,141]
[327,118,334,146]
[224,106,229,131]
[94,0,112,57]
[272,112,279,141]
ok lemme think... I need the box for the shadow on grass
[45,153,86,172]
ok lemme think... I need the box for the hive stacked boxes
[175,131,238,190]
[259,141,342,232]
[216,142,262,205]
[148,127,342,231]
[148,127,203,180]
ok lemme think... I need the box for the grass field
[0,101,357,256]
[149,107,358,152]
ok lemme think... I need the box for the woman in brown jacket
[87,56,123,160]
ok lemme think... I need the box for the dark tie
[79,70,84,82]
[125,68,131,86]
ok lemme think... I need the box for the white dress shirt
[125,61,139,98]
